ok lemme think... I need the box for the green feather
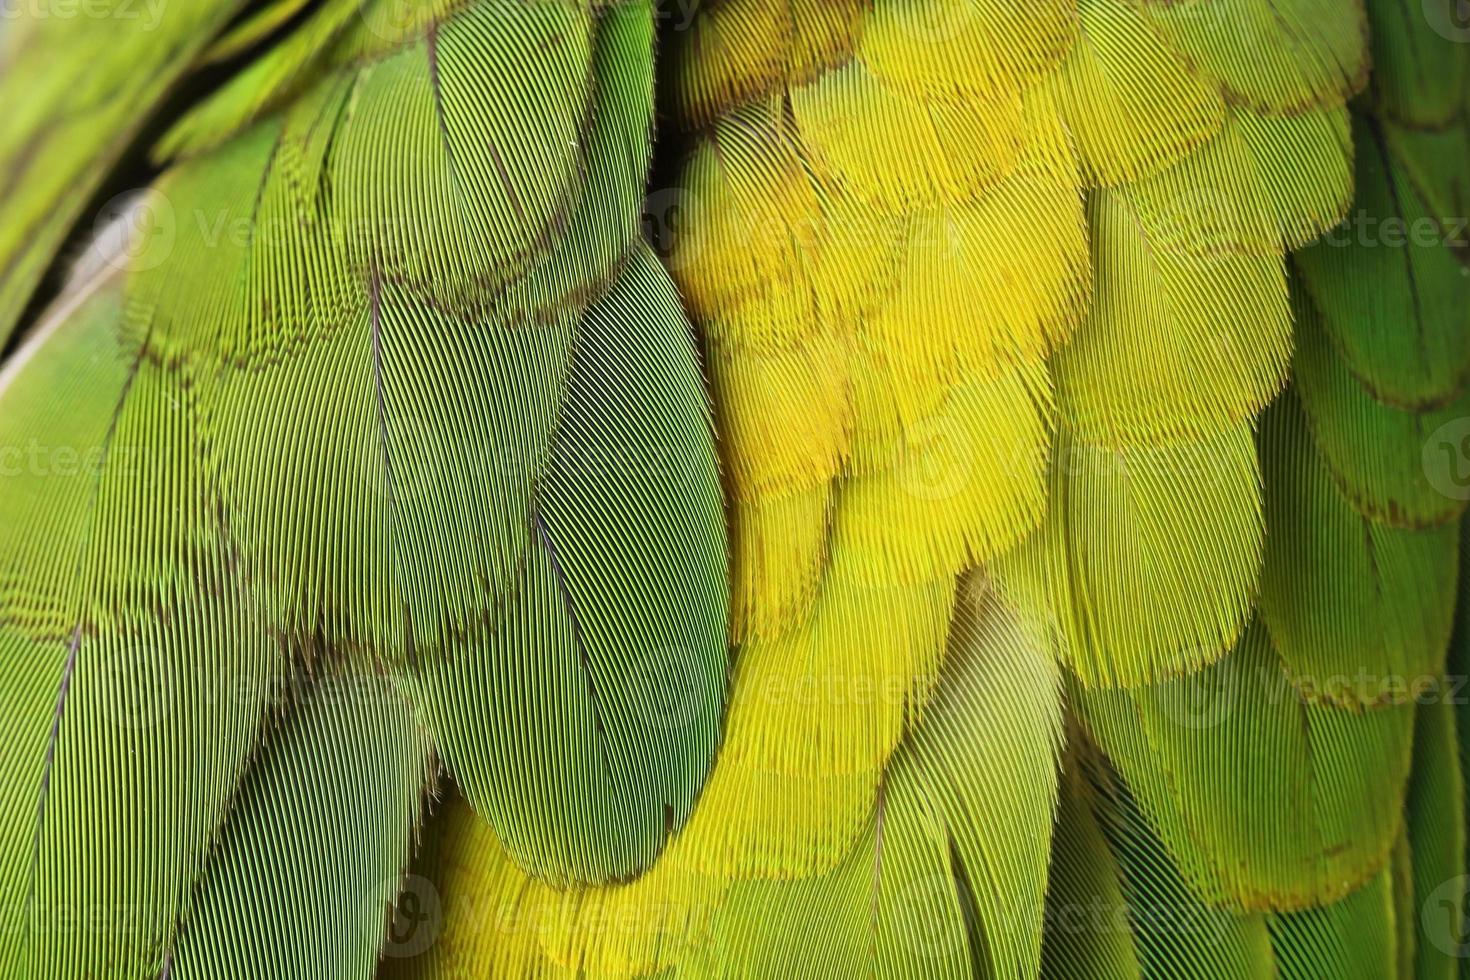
[1040,748,1276,980]
[1268,861,1401,980]
[167,663,434,979]
[0,273,283,978]
[1366,0,1470,128]
[1406,695,1469,979]
[0,0,246,345]
[1294,111,1470,410]
[1258,390,1460,709]
[0,11,727,970]
[1073,618,1415,911]
[1292,280,1470,530]
[402,245,728,885]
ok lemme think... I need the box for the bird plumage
[0,0,1462,978]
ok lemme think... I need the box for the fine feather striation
[1055,0,1470,929]
[1258,391,1460,709]
[0,273,284,979]
[1405,693,1468,980]
[0,0,248,347]
[393,0,1470,975]
[1042,739,1416,980]
[144,0,727,887]
[0,21,729,980]
[389,577,1064,979]
[1072,617,1415,910]
[167,662,437,980]
[0,0,1464,976]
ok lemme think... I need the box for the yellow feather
[791,60,1025,209]
[1051,179,1291,445]
[834,356,1054,586]
[1144,0,1369,113]
[728,486,833,644]
[858,0,1078,105]
[1047,0,1224,186]
[708,331,851,498]
[1236,105,1355,250]
[992,420,1264,687]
